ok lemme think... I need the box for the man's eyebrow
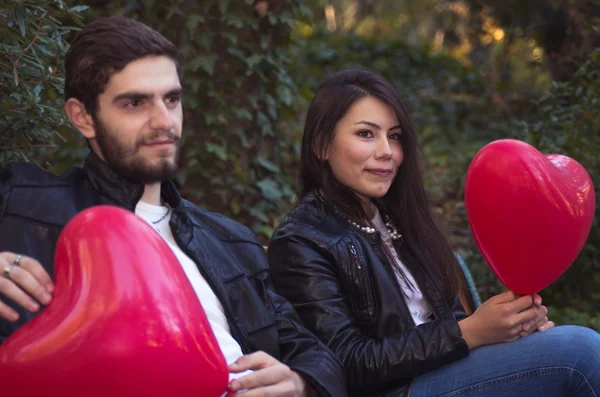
[354,120,402,131]
[165,87,183,97]
[112,87,183,104]
[112,92,153,104]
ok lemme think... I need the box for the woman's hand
[519,294,555,336]
[458,291,542,349]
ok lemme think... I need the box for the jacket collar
[310,191,381,244]
[82,150,182,210]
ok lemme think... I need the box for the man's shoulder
[0,162,90,226]
[180,199,260,244]
[1,161,85,190]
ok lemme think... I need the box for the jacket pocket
[342,242,377,323]
[225,270,280,358]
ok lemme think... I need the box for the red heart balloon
[465,139,595,295]
[0,206,229,396]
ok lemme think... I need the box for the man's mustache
[138,130,180,146]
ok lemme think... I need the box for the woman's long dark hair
[298,69,465,301]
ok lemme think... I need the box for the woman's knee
[543,325,600,369]
[550,325,600,346]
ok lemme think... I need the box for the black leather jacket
[268,193,470,397]
[0,154,347,397]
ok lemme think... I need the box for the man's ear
[65,98,96,140]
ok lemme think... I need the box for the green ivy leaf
[205,142,228,160]
[256,156,280,173]
[189,55,219,75]
[186,14,205,31]
[230,195,241,215]
[69,5,89,13]
[219,0,232,15]
[256,178,282,201]
[276,84,293,106]
[46,87,57,101]
[233,108,253,120]
[246,53,263,68]
[225,15,245,28]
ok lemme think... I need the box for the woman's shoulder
[272,193,348,247]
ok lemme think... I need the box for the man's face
[91,55,183,184]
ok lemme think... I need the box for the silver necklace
[151,202,172,225]
[337,211,402,240]
[383,216,402,240]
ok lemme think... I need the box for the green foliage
[0,0,84,167]
[173,1,311,239]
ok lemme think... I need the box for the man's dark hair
[64,16,182,117]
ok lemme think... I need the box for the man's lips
[143,139,177,148]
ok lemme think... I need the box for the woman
[267,69,600,397]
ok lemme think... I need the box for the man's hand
[227,351,316,397]
[0,252,53,322]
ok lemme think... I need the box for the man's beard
[93,117,181,185]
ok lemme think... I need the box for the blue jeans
[409,326,600,397]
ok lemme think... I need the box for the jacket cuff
[292,368,330,397]
[443,317,470,359]
[288,352,348,397]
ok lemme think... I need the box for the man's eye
[126,100,141,108]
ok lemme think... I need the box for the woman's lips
[366,169,393,178]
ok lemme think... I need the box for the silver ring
[13,254,23,266]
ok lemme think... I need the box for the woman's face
[326,96,404,206]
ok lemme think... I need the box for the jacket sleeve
[263,274,348,397]
[451,295,470,322]
[0,165,13,344]
[0,165,12,222]
[256,247,347,397]
[268,230,470,392]
[0,165,18,345]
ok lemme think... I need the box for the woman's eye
[357,130,373,138]
[389,133,402,141]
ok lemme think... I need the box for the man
[0,17,346,397]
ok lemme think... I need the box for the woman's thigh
[409,325,600,397]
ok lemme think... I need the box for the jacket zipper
[349,244,362,269]
[348,241,379,319]
[172,227,253,354]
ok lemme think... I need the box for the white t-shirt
[135,201,251,381]
[371,205,433,326]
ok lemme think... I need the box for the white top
[370,205,433,326]
[135,201,251,382]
